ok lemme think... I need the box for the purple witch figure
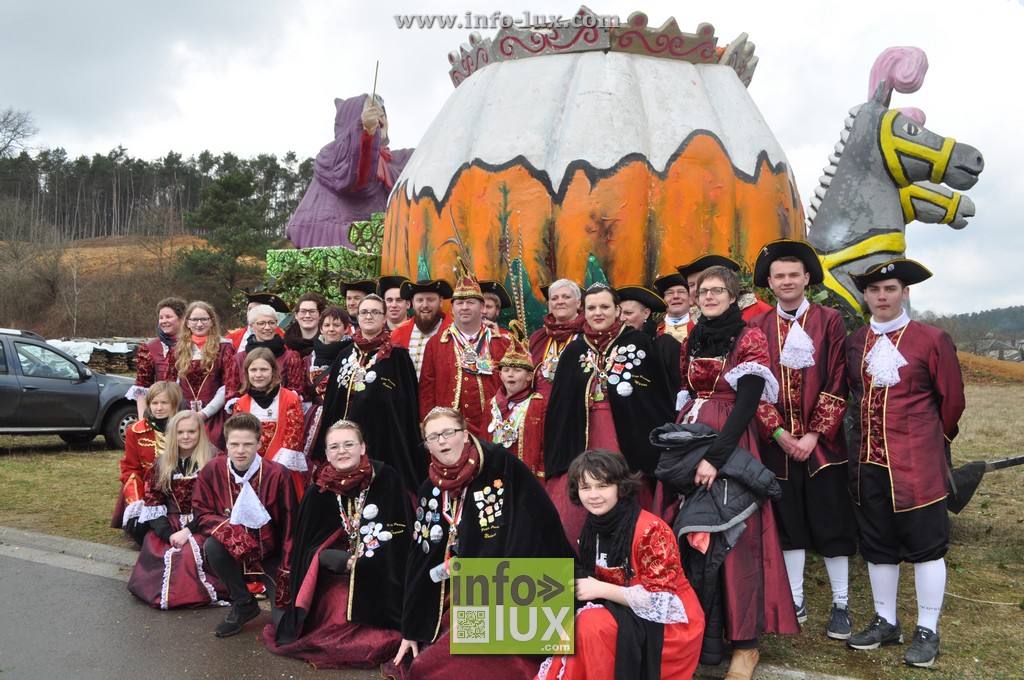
[287,94,414,249]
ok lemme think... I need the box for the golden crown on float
[448,6,758,88]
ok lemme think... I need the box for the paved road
[0,526,856,680]
[0,531,378,680]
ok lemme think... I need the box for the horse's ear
[872,81,891,106]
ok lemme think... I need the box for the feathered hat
[451,255,484,301]
[498,320,535,371]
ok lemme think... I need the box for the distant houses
[974,337,1024,362]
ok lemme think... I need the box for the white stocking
[783,549,806,604]
[866,562,900,623]
[824,555,849,605]
[914,559,946,632]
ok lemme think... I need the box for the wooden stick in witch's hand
[370,60,379,107]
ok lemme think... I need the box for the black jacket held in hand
[652,422,781,537]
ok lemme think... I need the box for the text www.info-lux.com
[394,12,620,30]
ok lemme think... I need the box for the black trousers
[854,464,949,564]
[203,536,279,605]
[773,462,857,557]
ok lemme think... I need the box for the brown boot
[724,648,760,680]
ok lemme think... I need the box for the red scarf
[353,327,393,361]
[191,333,209,349]
[315,453,373,495]
[378,145,393,189]
[543,312,584,343]
[429,439,482,491]
[495,386,534,416]
[583,319,625,352]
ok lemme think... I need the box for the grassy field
[760,379,1024,680]
[1,358,1022,679]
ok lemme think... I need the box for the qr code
[453,606,489,643]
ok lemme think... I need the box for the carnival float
[278,7,983,325]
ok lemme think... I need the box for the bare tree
[0,107,38,158]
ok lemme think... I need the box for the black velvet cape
[544,325,675,477]
[275,461,412,643]
[312,344,426,492]
[401,438,575,642]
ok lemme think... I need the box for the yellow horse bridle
[880,109,956,186]
[818,232,908,311]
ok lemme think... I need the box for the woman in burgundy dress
[166,301,236,449]
[675,266,799,679]
[127,410,226,608]
[126,296,187,418]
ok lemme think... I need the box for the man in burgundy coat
[844,258,965,668]
[749,240,857,640]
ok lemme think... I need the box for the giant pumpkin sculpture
[381,9,804,317]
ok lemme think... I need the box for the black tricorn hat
[339,279,378,296]
[377,275,410,297]
[399,278,455,301]
[616,285,667,313]
[479,280,513,308]
[245,291,291,314]
[851,259,933,292]
[676,254,741,280]
[752,239,824,287]
[652,273,688,297]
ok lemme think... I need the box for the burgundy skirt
[127,515,227,609]
[263,573,401,669]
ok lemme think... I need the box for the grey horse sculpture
[806,83,984,315]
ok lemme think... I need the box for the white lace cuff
[272,447,308,472]
[125,385,149,401]
[724,362,779,403]
[622,585,689,624]
[139,504,168,523]
[675,389,691,411]
[224,396,239,415]
[303,406,323,456]
[202,385,226,418]
[122,500,145,526]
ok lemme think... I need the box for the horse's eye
[902,121,920,136]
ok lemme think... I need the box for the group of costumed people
[112,237,964,678]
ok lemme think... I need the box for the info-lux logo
[450,558,575,655]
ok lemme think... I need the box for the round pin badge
[616,382,634,397]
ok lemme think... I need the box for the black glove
[320,549,353,574]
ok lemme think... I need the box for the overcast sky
[3,0,1021,315]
